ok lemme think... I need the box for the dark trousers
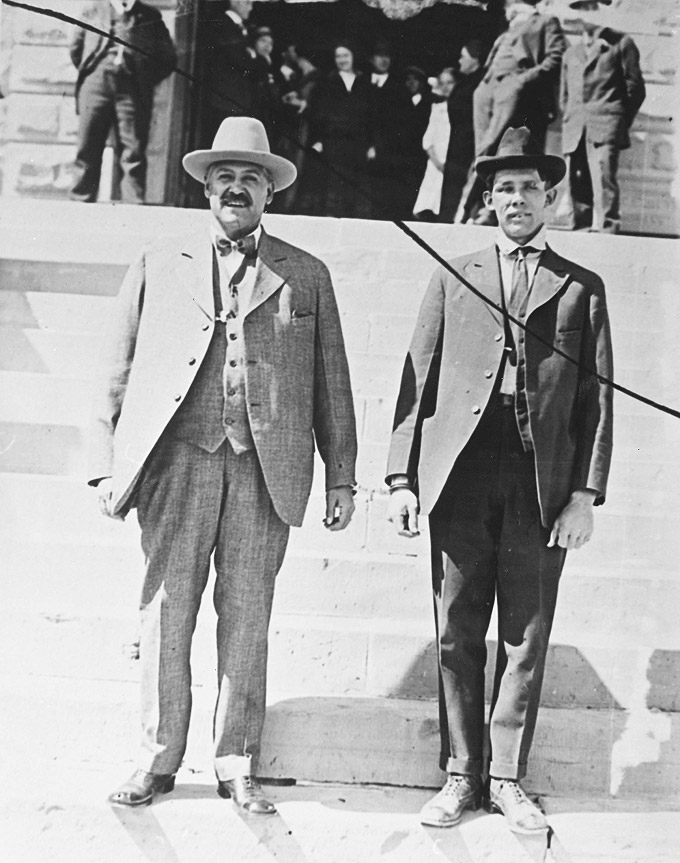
[564,132,621,233]
[71,63,151,204]
[428,401,566,780]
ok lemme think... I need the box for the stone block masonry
[0,201,679,799]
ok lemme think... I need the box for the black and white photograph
[0,0,678,861]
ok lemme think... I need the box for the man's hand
[93,477,121,520]
[388,487,420,538]
[324,486,355,531]
[548,490,596,550]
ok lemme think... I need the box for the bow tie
[215,234,258,258]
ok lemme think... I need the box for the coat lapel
[526,247,570,318]
[461,245,504,329]
[176,231,214,321]
[246,231,288,317]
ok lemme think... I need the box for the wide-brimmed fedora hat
[475,126,566,187]
[182,117,297,191]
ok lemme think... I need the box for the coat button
[472,405,481,414]
[484,370,493,379]
[188,357,196,365]
[224,417,233,425]
[494,333,503,342]
[202,323,210,331]
[229,333,238,341]
[174,394,182,402]
[227,387,236,396]
[229,359,237,367]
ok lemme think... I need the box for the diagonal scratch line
[4,0,680,420]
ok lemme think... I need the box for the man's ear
[266,183,275,206]
[482,189,494,209]
[545,186,558,206]
[204,182,211,200]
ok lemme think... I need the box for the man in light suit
[467,0,566,224]
[70,0,176,203]
[91,117,357,812]
[560,0,646,233]
[387,127,613,832]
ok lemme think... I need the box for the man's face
[371,53,391,74]
[255,35,274,59]
[404,73,421,96]
[438,69,456,99]
[483,168,556,244]
[204,161,274,239]
[231,1,253,21]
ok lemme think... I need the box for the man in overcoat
[560,0,646,233]
[387,127,613,832]
[70,0,176,203]
[90,117,357,812]
[467,0,566,224]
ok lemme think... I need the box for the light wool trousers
[134,436,290,778]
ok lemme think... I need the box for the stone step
[2,672,678,799]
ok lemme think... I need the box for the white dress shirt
[371,72,388,88]
[339,70,356,92]
[210,220,262,319]
[495,225,547,304]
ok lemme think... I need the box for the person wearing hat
[386,126,613,832]
[559,0,646,233]
[91,116,357,813]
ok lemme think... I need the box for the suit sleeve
[621,35,646,127]
[134,9,177,85]
[521,16,567,84]
[571,276,614,503]
[386,269,445,487]
[70,28,85,68]
[312,264,358,490]
[88,250,147,484]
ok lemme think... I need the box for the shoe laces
[442,775,472,796]
[241,776,260,792]
[497,780,530,805]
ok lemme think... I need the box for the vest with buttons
[165,249,254,453]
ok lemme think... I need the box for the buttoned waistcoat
[386,244,614,527]
[89,229,357,526]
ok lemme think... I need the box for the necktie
[509,245,534,314]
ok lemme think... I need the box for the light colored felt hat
[182,117,297,190]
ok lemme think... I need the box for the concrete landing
[1,766,677,863]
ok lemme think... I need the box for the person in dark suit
[387,127,613,832]
[195,0,258,146]
[439,41,486,223]
[560,0,646,233]
[93,117,357,813]
[401,66,432,216]
[69,0,176,203]
[366,41,413,220]
[467,0,566,224]
[309,41,373,218]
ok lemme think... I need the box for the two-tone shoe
[217,775,276,815]
[487,778,548,833]
[419,773,483,828]
[108,769,176,807]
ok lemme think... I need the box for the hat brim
[475,153,566,187]
[182,149,297,191]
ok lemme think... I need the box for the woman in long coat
[309,41,373,218]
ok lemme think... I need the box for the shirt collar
[495,224,547,257]
[210,219,262,252]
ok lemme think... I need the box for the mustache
[220,192,252,206]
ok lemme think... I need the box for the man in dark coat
[366,42,413,220]
[401,66,432,218]
[439,41,486,222]
[560,0,646,233]
[69,0,176,203]
[387,127,613,832]
[195,0,258,146]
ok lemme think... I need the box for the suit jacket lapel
[246,231,288,317]
[526,247,570,318]
[462,245,504,329]
[176,231,214,321]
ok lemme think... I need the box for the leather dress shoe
[419,773,482,827]
[217,775,276,815]
[108,769,175,807]
[487,778,548,833]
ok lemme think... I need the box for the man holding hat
[91,117,357,813]
[387,127,613,831]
